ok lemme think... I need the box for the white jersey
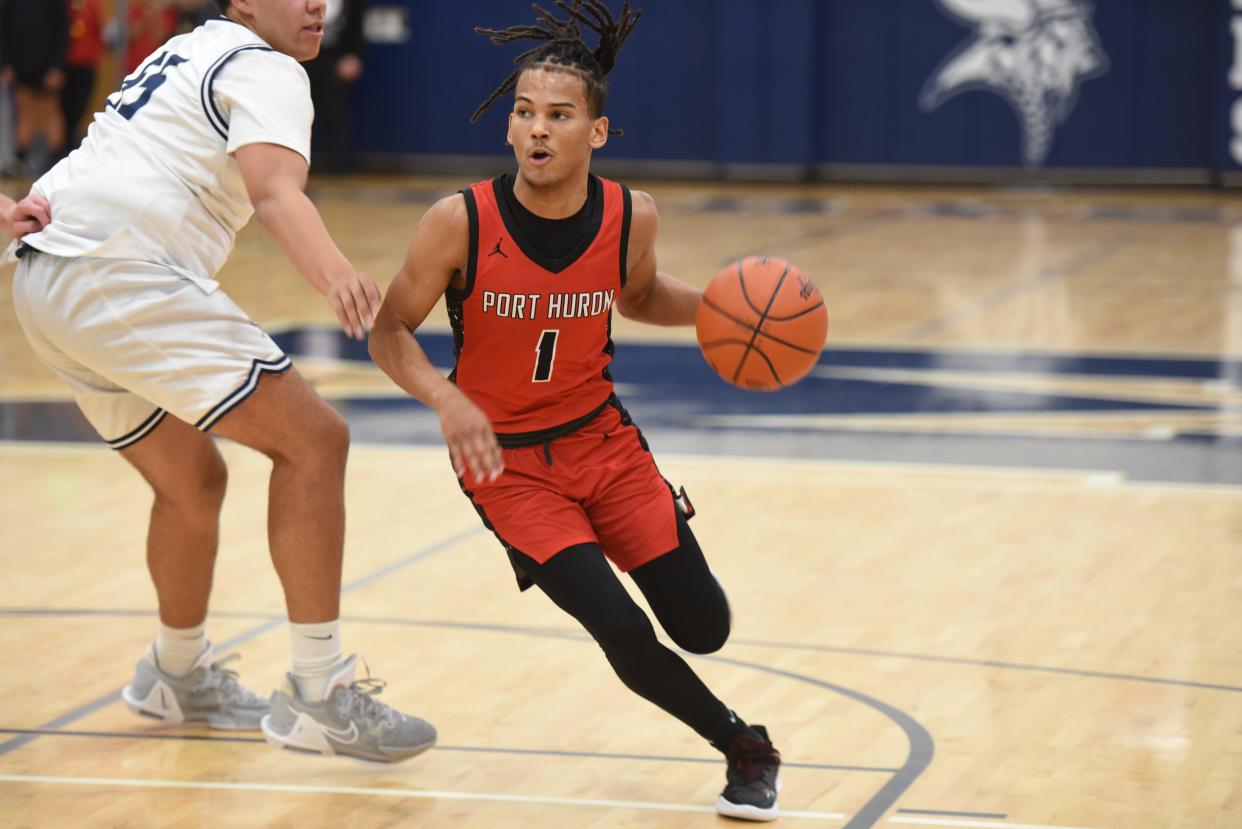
[18,17,313,291]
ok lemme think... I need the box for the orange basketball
[695,257,828,391]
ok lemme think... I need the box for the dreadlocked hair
[471,1,642,136]
[214,0,230,12]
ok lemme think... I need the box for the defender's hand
[433,386,504,483]
[2,194,51,238]
[326,270,382,340]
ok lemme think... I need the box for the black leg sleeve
[513,543,741,747]
[630,507,732,655]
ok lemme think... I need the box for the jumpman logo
[489,237,508,258]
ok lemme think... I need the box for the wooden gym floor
[1,176,1239,828]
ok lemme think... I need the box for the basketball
[695,257,828,391]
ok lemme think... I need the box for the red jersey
[448,175,632,435]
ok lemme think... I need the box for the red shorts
[463,403,679,573]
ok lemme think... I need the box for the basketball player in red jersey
[368,2,781,819]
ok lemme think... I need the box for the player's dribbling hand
[327,270,382,340]
[1,194,51,239]
[434,386,504,483]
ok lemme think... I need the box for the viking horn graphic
[936,0,1036,30]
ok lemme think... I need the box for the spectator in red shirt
[62,0,106,154]
[124,0,178,74]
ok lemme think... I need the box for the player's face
[234,0,325,62]
[507,68,609,189]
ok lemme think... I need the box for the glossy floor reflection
[3,328,1239,484]
[1,179,1240,829]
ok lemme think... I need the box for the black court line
[0,526,485,759]
[0,729,893,773]
[726,638,1242,694]
[6,608,1236,694]
[0,728,261,744]
[897,807,1008,818]
[1,606,935,826]
[905,234,1133,341]
[701,653,933,829]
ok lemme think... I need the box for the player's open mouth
[530,149,552,165]
[305,24,324,35]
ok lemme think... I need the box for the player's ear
[506,113,515,146]
[590,116,608,150]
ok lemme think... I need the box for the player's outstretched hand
[327,270,382,341]
[433,385,504,483]
[2,194,51,239]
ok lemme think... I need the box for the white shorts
[11,250,291,449]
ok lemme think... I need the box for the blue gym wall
[349,0,1241,183]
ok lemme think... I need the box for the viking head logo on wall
[919,0,1110,166]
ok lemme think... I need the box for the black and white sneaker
[716,724,781,821]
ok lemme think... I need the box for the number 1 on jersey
[533,330,559,382]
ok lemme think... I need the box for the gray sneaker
[121,644,270,730]
[260,654,437,763]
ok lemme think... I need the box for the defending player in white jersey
[4,0,437,763]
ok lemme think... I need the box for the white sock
[155,622,209,677]
[290,620,343,702]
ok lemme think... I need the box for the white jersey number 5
[107,52,188,121]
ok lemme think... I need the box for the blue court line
[273,325,1242,380]
[0,728,893,773]
[905,234,1133,341]
[339,526,483,594]
[0,526,484,758]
